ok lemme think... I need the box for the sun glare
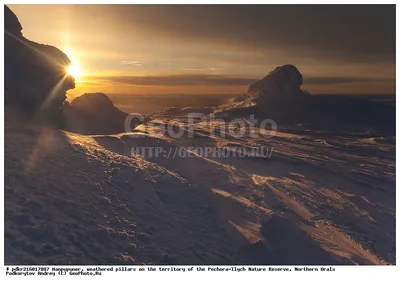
[67,61,82,79]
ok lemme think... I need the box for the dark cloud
[13,4,395,65]
[99,4,395,63]
[87,74,257,86]
[86,74,390,87]
[304,76,393,85]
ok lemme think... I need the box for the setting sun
[67,61,82,79]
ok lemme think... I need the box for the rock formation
[216,64,395,135]
[63,93,142,135]
[4,5,75,127]
[247,64,309,105]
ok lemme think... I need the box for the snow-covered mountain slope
[5,116,395,265]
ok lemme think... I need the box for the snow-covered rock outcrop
[247,64,309,104]
[216,64,394,135]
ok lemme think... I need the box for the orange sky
[9,4,396,97]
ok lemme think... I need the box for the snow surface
[4,116,395,265]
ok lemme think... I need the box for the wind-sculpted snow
[4,117,395,265]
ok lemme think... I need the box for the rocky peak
[4,5,22,37]
[247,64,308,104]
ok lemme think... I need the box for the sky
[8,4,396,96]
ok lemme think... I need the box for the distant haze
[9,4,395,96]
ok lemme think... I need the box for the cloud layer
[9,4,395,94]
[85,74,392,87]
[104,4,395,63]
